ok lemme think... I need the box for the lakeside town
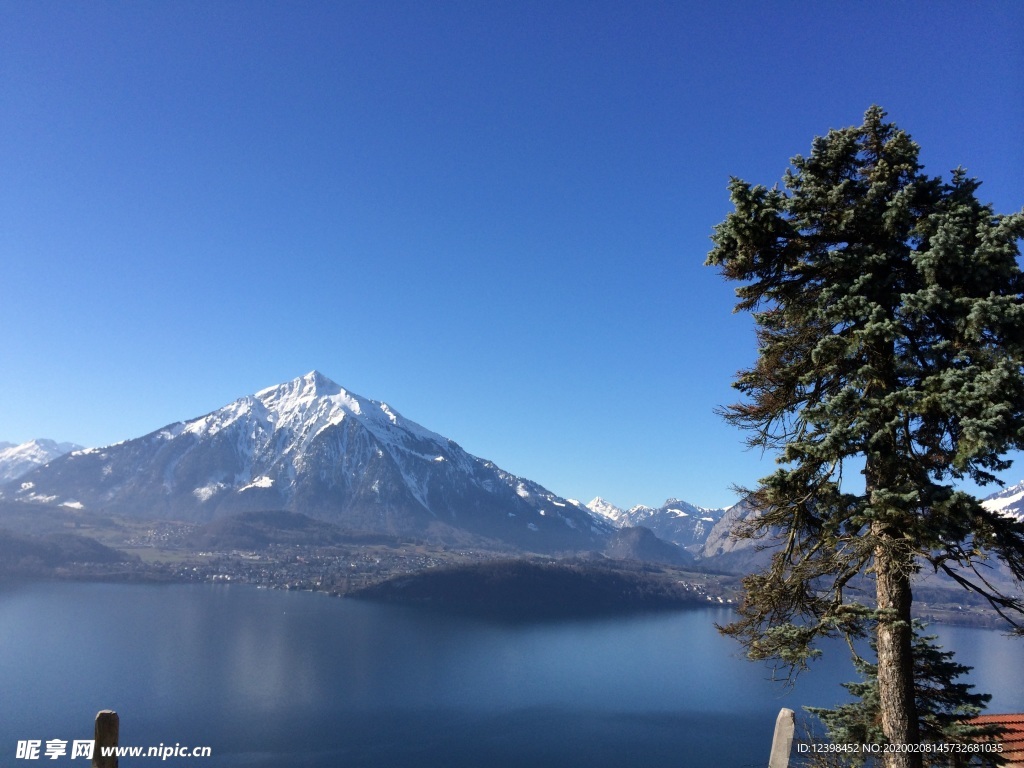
[0,509,1010,628]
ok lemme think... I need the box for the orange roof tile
[969,714,1024,767]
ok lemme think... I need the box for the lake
[1,581,1021,767]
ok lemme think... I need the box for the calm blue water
[0,580,1021,768]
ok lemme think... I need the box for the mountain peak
[300,370,342,394]
[587,497,628,524]
[0,438,84,484]
[255,371,344,402]
[303,369,335,386]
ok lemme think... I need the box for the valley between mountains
[1,372,1019,623]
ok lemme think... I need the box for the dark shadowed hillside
[603,526,693,565]
[0,529,135,575]
[351,558,710,618]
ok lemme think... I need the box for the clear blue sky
[2,1,1022,509]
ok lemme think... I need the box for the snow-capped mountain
[587,497,726,553]
[586,497,630,526]
[981,481,1024,522]
[3,372,611,550]
[0,439,83,484]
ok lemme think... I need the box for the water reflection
[0,581,1020,768]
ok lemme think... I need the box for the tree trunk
[873,523,921,768]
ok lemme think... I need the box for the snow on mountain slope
[587,496,726,552]
[0,439,83,484]
[586,497,629,526]
[3,372,611,550]
[981,480,1024,522]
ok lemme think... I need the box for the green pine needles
[706,106,1024,767]
[806,624,1004,767]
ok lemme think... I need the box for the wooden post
[768,708,795,768]
[93,710,118,768]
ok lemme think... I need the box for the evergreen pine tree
[806,624,1003,767]
[705,106,1024,768]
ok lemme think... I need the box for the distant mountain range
[586,497,727,554]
